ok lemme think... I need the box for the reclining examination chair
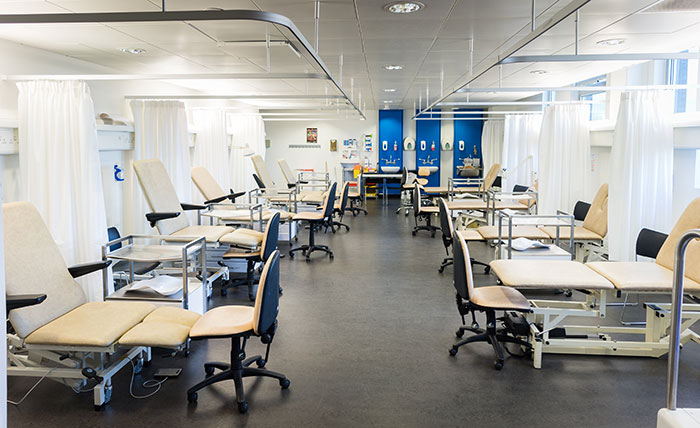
[5,201,200,409]
[278,158,327,203]
[251,154,324,204]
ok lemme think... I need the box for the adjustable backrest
[107,226,122,251]
[636,228,668,260]
[338,181,350,210]
[481,163,501,192]
[4,202,87,339]
[278,159,296,186]
[251,154,276,189]
[656,197,700,283]
[322,182,338,218]
[260,212,280,262]
[253,250,281,335]
[133,159,189,235]
[191,166,226,201]
[438,198,453,241]
[573,201,591,222]
[452,229,475,301]
[582,183,608,237]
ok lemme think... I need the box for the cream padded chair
[540,183,608,242]
[133,159,260,249]
[191,166,294,223]
[4,201,199,409]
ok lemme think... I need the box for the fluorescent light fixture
[383,100,393,103]
[384,88,396,92]
[530,69,547,75]
[384,2,424,13]
[384,64,403,71]
[596,38,625,46]
[119,47,146,55]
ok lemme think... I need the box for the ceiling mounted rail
[0,73,328,81]
[124,95,346,100]
[501,52,700,64]
[457,84,700,93]
[413,0,591,119]
[0,9,365,119]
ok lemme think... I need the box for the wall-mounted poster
[306,128,318,144]
[330,139,337,151]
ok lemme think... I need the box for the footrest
[119,306,201,348]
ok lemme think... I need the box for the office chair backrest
[338,181,350,211]
[481,163,501,192]
[400,168,407,186]
[252,173,266,190]
[322,182,338,219]
[278,159,296,186]
[412,183,421,215]
[251,154,276,189]
[133,159,190,235]
[582,183,608,237]
[636,228,668,260]
[3,202,87,339]
[438,198,453,242]
[191,166,226,201]
[656,197,700,283]
[260,212,280,262]
[107,226,122,252]
[573,201,591,222]
[253,250,281,335]
[452,229,475,301]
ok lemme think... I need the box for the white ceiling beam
[438,100,601,106]
[0,73,328,81]
[458,84,700,93]
[501,52,700,64]
[124,95,346,100]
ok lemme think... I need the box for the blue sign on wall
[416,110,440,187]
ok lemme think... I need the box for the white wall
[263,114,378,185]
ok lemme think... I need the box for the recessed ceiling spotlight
[383,100,393,103]
[596,38,625,46]
[530,69,547,75]
[384,64,403,71]
[384,2,424,13]
[384,88,396,92]
[119,47,146,55]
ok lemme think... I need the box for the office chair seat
[189,306,255,338]
[470,286,530,311]
[293,211,325,221]
[419,206,439,214]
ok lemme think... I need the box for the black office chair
[412,184,439,237]
[107,227,160,289]
[331,181,351,232]
[289,182,337,261]
[347,174,368,216]
[187,250,289,413]
[616,228,669,325]
[438,198,490,274]
[448,231,532,370]
[220,213,280,300]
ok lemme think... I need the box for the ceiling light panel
[384,2,424,14]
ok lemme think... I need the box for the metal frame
[0,9,365,119]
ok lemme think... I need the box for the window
[667,49,699,113]
[577,75,607,120]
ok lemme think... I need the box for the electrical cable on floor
[129,358,167,399]
[7,368,56,406]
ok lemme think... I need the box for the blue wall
[416,110,440,186]
[378,109,403,170]
[453,110,484,178]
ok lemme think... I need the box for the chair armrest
[145,212,180,227]
[7,294,47,313]
[181,203,206,211]
[205,191,247,204]
[68,260,112,278]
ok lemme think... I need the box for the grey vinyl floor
[8,198,700,427]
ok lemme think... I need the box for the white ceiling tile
[46,0,159,12]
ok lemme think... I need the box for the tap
[385,155,398,165]
[423,155,437,165]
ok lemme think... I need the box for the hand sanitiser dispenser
[382,140,388,151]
[458,140,465,151]
[393,141,398,151]
[431,141,435,151]
[420,140,426,151]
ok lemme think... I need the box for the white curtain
[228,113,266,193]
[125,100,191,234]
[17,80,108,301]
[609,91,673,261]
[481,120,504,174]
[537,104,591,215]
[502,114,542,192]
[191,109,230,201]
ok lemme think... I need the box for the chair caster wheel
[280,378,291,389]
[455,329,464,338]
[438,267,444,274]
[220,289,227,296]
[305,257,310,263]
[256,359,266,368]
[94,404,103,412]
[238,401,248,413]
[494,360,504,370]
[564,290,572,297]
[449,347,458,356]
[288,252,294,258]
[188,392,198,403]
[205,366,215,376]
[484,266,490,274]
[329,254,334,260]
[412,231,417,236]
[431,232,435,238]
